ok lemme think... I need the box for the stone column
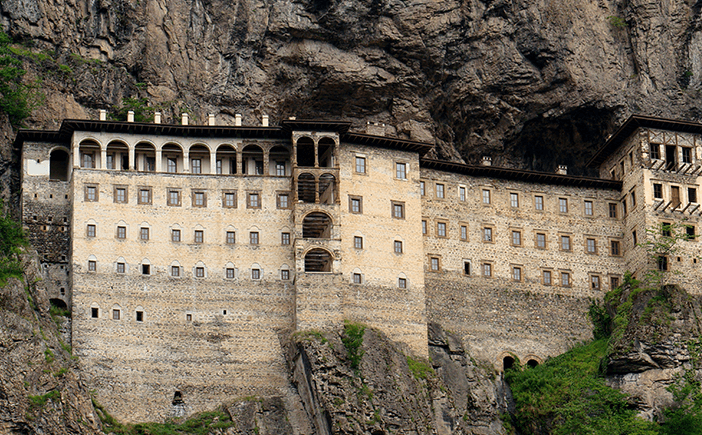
[155,149,163,173]
[236,151,243,174]
[263,149,270,176]
[100,148,107,169]
[314,139,319,168]
[183,152,190,173]
[128,147,135,170]
[210,150,217,174]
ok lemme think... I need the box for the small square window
[136,311,144,322]
[353,272,362,283]
[252,269,261,280]
[436,184,445,199]
[354,236,363,249]
[686,225,696,241]
[653,184,663,200]
[690,188,698,204]
[512,266,522,281]
[87,224,96,238]
[536,233,546,249]
[193,191,207,207]
[186,314,192,322]
[250,232,259,245]
[510,193,519,208]
[355,156,366,173]
[140,227,150,241]
[482,189,491,204]
[482,263,492,277]
[195,267,205,278]
[226,268,235,279]
[559,198,568,213]
[141,264,150,275]
[168,190,181,206]
[561,235,571,251]
[226,231,236,244]
[460,225,468,241]
[398,278,407,288]
[584,201,593,216]
[586,238,597,254]
[277,193,290,209]
[85,185,98,202]
[115,187,127,203]
[247,192,261,209]
[194,230,204,244]
[117,262,125,273]
[223,191,237,208]
[611,240,621,256]
[349,196,363,214]
[591,275,601,290]
[138,188,152,205]
[396,162,407,179]
[171,266,180,277]
[172,229,181,242]
[281,269,290,280]
[392,201,405,219]
[112,309,120,320]
[561,272,571,287]
[394,240,403,253]
[437,222,447,237]
[543,270,552,285]
[430,257,440,271]
[483,227,493,242]
[511,230,521,246]
[535,195,544,211]
[463,261,471,276]
[88,260,96,271]
[281,232,291,245]
[116,226,127,239]
[91,307,98,318]
[459,186,466,201]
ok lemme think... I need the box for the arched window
[79,139,101,168]
[297,173,316,203]
[304,248,332,272]
[318,137,335,167]
[503,356,515,371]
[302,212,332,238]
[49,298,68,311]
[318,173,336,204]
[296,137,315,167]
[527,359,539,368]
[216,144,237,174]
[162,143,183,173]
[269,146,290,176]
[49,149,69,180]
[106,141,129,170]
[135,142,156,171]
[242,145,264,175]
[189,144,210,174]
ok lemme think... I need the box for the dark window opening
[49,149,69,181]
[297,173,316,203]
[318,174,336,204]
[318,137,335,167]
[141,264,150,275]
[527,359,539,368]
[136,311,144,322]
[302,212,332,238]
[91,307,98,318]
[666,145,677,169]
[50,298,68,311]
[172,391,184,405]
[503,356,515,371]
[304,249,332,272]
[658,256,668,271]
[296,137,315,167]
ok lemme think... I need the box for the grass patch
[406,356,434,380]
[293,330,328,345]
[44,348,54,364]
[29,390,60,408]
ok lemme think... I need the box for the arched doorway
[297,173,316,203]
[296,137,315,167]
[318,173,336,204]
[304,249,332,272]
[49,149,69,180]
[302,212,332,238]
[503,356,515,371]
[318,137,335,167]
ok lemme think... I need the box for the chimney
[365,121,386,136]
[154,112,161,124]
[481,156,492,166]
[181,113,189,126]
[288,116,297,120]
[235,114,242,126]
[127,111,134,122]
[556,165,568,175]
[208,114,215,126]
[262,114,269,127]
[99,109,107,121]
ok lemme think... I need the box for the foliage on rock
[0,199,27,285]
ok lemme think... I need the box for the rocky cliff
[2,0,702,176]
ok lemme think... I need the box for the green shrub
[110,97,154,123]
[0,199,28,286]
[29,390,61,408]
[342,321,365,370]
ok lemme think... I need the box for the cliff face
[2,0,702,175]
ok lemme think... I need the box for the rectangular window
[536,233,546,249]
[353,272,362,283]
[82,153,94,168]
[394,240,403,253]
[250,232,259,245]
[463,261,471,276]
[483,227,493,242]
[631,191,636,207]
[437,222,447,237]
[512,266,522,281]
[609,203,618,218]
[584,200,593,216]
[168,190,181,206]
[91,307,99,318]
[354,236,363,249]
[658,256,668,271]
[186,314,192,322]
[167,158,177,173]
[117,226,126,239]
[349,196,363,214]
[223,191,237,208]
[195,267,205,278]
[511,230,521,246]
[459,186,466,201]
[622,198,627,216]
[138,188,151,205]
[559,198,568,213]
[136,311,144,322]
[591,275,601,290]
[226,268,235,279]
[140,227,149,241]
[281,269,290,280]
[690,187,698,203]
[355,156,366,173]
[216,159,223,174]
[543,270,552,285]
[85,185,98,202]
[510,193,519,208]
[281,232,291,245]
[672,186,681,208]
[683,147,692,164]
[141,264,150,275]
[420,181,425,196]
[392,201,405,219]
[117,262,125,273]
[193,191,206,207]
[191,159,202,174]
[430,257,440,271]
[248,192,261,208]
[611,276,620,289]
[398,278,407,289]
[482,189,491,204]
[194,230,204,244]
[276,161,286,176]
[535,195,544,211]
[88,260,96,271]
[482,263,492,277]
[650,143,660,160]
[654,184,663,199]
[113,309,120,320]
[633,230,637,246]
[686,225,696,241]
[561,235,571,251]
[171,266,180,277]
[106,154,114,170]
[561,272,571,287]
[172,229,181,242]
[436,184,445,199]
[396,162,407,179]
[586,238,597,254]
[226,231,236,244]
[611,240,621,256]
[277,193,289,209]
[460,225,468,241]
[422,220,427,235]
[115,187,127,203]
[87,224,96,238]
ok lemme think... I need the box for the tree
[0,28,40,127]
[0,199,27,285]
[110,97,154,123]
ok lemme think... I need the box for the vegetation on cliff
[0,199,27,284]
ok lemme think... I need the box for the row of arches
[294,136,337,168]
[502,354,541,371]
[296,173,337,204]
